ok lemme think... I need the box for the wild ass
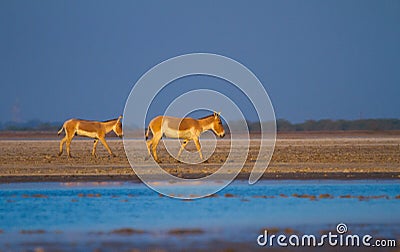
[58,116,123,157]
[145,112,225,163]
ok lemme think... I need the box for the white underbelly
[163,127,180,138]
[162,127,192,139]
[76,129,98,138]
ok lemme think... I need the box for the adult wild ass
[145,112,225,163]
[58,116,123,157]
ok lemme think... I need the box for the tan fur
[58,116,123,158]
[146,112,225,162]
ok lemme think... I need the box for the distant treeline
[0,120,61,131]
[1,118,400,132]
[274,118,400,131]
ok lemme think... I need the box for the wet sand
[0,131,399,182]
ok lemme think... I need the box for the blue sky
[0,0,399,123]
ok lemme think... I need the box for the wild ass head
[113,115,123,137]
[211,112,225,138]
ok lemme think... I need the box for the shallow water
[0,180,399,250]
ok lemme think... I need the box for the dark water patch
[32,194,48,198]
[21,193,49,199]
[224,193,236,198]
[167,228,204,235]
[89,231,105,235]
[252,195,275,199]
[87,193,101,198]
[252,195,267,198]
[358,195,367,201]
[20,230,46,234]
[293,193,315,199]
[338,194,392,200]
[77,193,102,198]
[110,228,146,235]
[319,193,334,199]
[369,195,389,199]
[309,195,317,200]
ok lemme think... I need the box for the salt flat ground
[0,132,399,180]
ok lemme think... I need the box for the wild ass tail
[145,126,150,140]
[57,125,64,136]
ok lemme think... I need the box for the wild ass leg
[151,132,162,163]
[65,130,75,158]
[66,139,72,158]
[92,139,99,157]
[99,137,115,157]
[58,136,67,156]
[145,139,153,160]
[193,137,203,160]
[177,139,190,159]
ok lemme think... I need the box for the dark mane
[198,114,214,120]
[102,118,118,123]
[71,118,118,123]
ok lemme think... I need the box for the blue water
[0,180,399,250]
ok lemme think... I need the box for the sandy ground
[0,131,399,181]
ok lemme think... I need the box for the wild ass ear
[117,115,122,123]
[213,111,217,117]
[218,112,221,116]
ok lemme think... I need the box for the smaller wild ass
[58,116,123,157]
